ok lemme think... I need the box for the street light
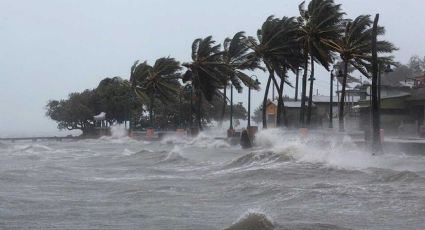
[248,75,260,128]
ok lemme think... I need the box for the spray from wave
[253,129,425,172]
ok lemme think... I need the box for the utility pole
[329,70,334,128]
[248,82,251,128]
[378,64,382,111]
[230,85,234,130]
[371,13,382,154]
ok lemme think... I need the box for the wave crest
[224,213,274,230]
[224,151,291,169]
[372,170,423,183]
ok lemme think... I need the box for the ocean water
[0,128,424,229]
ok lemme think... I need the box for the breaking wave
[224,212,274,230]
[160,131,231,149]
[156,146,189,164]
[223,151,292,169]
[254,129,425,172]
[223,212,352,230]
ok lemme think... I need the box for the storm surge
[0,128,424,229]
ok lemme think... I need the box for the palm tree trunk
[197,91,203,131]
[338,60,348,132]
[270,74,282,127]
[266,65,281,127]
[371,14,381,153]
[262,76,272,129]
[149,93,154,128]
[230,84,233,129]
[219,85,227,126]
[276,79,282,127]
[277,76,285,127]
[300,58,308,127]
[295,69,299,101]
[307,54,315,126]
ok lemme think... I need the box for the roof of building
[267,100,313,108]
[414,74,425,80]
[284,101,314,108]
[311,95,340,103]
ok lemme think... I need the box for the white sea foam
[254,128,425,172]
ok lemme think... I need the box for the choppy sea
[1,128,424,229]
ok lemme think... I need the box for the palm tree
[182,36,229,130]
[298,0,344,126]
[221,31,262,128]
[325,15,397,131]
[245,16,303,128]
[130,57,181,128]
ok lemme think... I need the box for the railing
[0,136,80,142]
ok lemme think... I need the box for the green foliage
[45,1,401,132]
[298,0,345,70]
[223,32,262,92]
[246,16,303,75]
[96,77,133,123]
[46,90,100,134]
[183,36,229,101]
[326,15,397,78]
[130,57,182,104]
[246,15,304,127]
[408,55,425,75]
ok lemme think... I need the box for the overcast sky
[1,0,424,137]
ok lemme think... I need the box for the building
[265,96,337,128]
[265,100,307,128]
[357,78,425,136]
[413,75,425,88]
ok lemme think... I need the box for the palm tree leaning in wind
[273,17,304,127]
[220,31,262,127]
[298,0,344,127]
[182,36,229,130]
[245,16,303,128]
[129,57,181,128]
[325,15,397,132]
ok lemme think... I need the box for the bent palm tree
[245,16,303,128]
[130,57,181,127]
[298,0,344,126]
[182,36,229,130]
[325,15,397,131]
[221,31,262,127]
